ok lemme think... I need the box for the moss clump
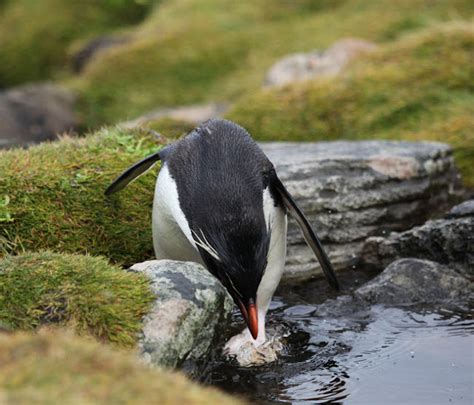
[0,251,155,346]
[74,0,473,126]
[0,329,244,404]
[0,126,163,264]
[227,23,474,187]
[0,0,152,87]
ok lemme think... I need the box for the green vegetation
[0,329,244,404]
[0,251,155,346]
[0,0,152,86]
[0,127,163,263]
[74,0,473,126]
[227,23,474,186]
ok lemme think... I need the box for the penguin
[105,119,339,348]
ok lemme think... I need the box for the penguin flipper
[271,173,340,290]
[105,151,161,196]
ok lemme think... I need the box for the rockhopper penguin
[106,119,339,349]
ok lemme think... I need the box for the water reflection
[204,294,473,404]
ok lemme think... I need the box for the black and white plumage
[106,119,338,347]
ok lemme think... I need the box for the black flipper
[105,151,161,196]
[271,173,340,290]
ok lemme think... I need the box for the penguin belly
[257,187,288,325]
[152,164,203,264]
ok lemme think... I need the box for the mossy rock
[0,251,155,346]
[227,23,474,187]
[74,0,473,126]
[0,126,163,264]
[0,0,152,86]
[0,329,244,404]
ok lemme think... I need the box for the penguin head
[193,226,270,339]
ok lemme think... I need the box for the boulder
[264,38,376,87]
[259,140,462,281]
[122,103,229,129]
[130,260,233,372]
[361,200,474,278]
[0,83,76,149]
[354,258,472,305]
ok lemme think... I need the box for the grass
[73,0,473,126]
[0,251,155,346]
[227,23,474,187]
[0,0,152,87]
[0,126,163,264]
[0,329,244,404]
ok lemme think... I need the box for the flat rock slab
[260,140,462,281]
[361,201,474,279]
[130,260,233,371]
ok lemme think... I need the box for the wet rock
[129,260,233,371]
[260,141,462,281]
[361,205,473,278]
[355,259,472,305]
[264,38,376,87]
[71,35,131,73]
[0,83,76,149]
[122,103,229,128]
[446,199,474,218]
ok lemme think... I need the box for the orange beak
[237,300,259,340]
[247,302,259,340]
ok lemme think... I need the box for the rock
[122,103,229,128]
[129,260,233,372]
[226,337,284,367]
[361,208,474,278]
[264,38,376,87]
[0,83,76,149]
[354,259,472,305]
[259,140,462,282]
[446,199,474,218]
[71,35,131,73]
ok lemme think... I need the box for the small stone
[446,200,474,218]
[355,259,472,305]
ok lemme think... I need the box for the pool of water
[203,277,473,404]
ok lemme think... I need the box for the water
[203,276,473,404]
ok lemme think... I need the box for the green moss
[0,330,244,404]
[0,252,155,346]
[74,0,473,126]
[144,117,197,140]
[0,126,163,263]
[227,23,474,187]
[0,0,152,87]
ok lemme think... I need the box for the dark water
[203,276,473,404]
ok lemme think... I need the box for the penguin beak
[237,299,258,340]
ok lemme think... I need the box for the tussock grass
[0,251,155,346]
[0,126,163,263]
[0,0,152,86]
[0,329,244,404]
[227,23,474,186]
[74,0,473,126]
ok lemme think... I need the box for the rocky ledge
[361,200,474,279]
[260,140,462,282]
[130,260,233,373]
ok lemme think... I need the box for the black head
[166,119,274,339]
